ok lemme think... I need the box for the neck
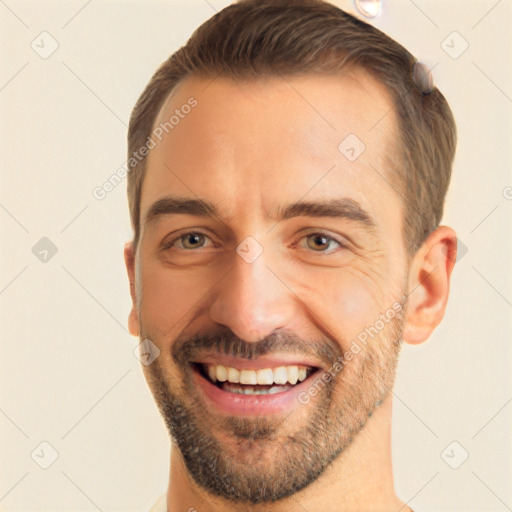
[166,395,408,512]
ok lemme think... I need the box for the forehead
[141,70,400,228]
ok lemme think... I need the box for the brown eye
[303,233,343,253]
[179,232,207,249]
[160,231,216,256]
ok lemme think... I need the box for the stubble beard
[142,312,405,505]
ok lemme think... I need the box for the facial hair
[141,303,406,505]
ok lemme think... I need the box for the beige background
[1,0,511,510]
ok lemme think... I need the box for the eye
[162,231,346,254]
[299,232,345,253]
[163,231,214,251]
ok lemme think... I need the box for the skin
[124,71,457,512]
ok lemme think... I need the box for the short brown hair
[127,0,457,255]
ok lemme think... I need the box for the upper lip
[191,353,323,371]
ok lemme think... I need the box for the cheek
[327,281,377,345]
[291,268,381,350]
[138,263,203,330]
[337,286,373,324]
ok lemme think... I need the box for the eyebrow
[144,196,377,230]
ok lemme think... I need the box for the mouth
[190,359,323,415]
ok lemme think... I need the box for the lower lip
[192,364,320,416]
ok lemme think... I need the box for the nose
[209,252,296,342]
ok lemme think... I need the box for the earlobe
[402,226,457,345]
[124,241,140,337]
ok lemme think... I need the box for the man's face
[130,71,410,503]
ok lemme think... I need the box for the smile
[200,363,315,393]
[190,358,323,415]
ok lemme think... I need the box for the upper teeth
[205,364,310,385]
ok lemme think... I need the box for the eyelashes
[162,231,347,255]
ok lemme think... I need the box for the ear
[402,226,457,345]
[124,241,140,337]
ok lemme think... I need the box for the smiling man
[123,1,458,511]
